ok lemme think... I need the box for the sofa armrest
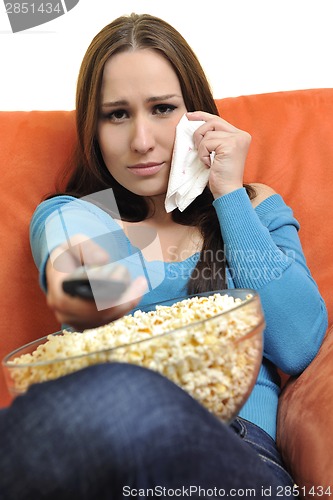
[277,324,333,495]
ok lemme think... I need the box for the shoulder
[31,195,116,230]
[249,183,277,208]
[31,195,75,223]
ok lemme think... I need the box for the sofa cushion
[216,88,333,328]
[0,111,76,406]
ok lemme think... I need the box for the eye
[153,104,177,115]
[101,109,128,122]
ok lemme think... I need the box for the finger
[105,276,148,315]
[187,111,240,136]
[51,234,110,274]
[197,135,230,167]
[196,141,215,168]
[57,276,148,330]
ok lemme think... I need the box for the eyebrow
[101,94,182,108]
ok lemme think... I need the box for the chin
[131,185,168,200]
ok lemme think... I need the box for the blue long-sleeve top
[30,188,328,439]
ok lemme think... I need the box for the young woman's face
[97,49,187,199]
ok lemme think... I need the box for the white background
[0,0,332,110]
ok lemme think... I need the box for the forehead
[100,49,182,99]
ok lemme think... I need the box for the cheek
[163,122,179,150]
[98,127,124,163]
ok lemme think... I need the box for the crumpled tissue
[165,114,211,212]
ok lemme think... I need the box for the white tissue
[165,114,210,213]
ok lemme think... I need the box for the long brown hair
[60,13,255,293]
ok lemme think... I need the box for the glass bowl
[2,289,265,422]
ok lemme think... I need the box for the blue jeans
[230,417,295,489]
[0,363,295,499]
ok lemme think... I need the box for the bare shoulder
[249,183,277,208]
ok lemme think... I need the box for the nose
[130,116,155,154]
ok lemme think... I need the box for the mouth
[127,162,165,176]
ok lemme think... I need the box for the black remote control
[62,264,130,301]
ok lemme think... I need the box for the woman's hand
[187,111,251,198]
[46,234,147,331]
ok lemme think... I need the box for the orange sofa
[1,88,333,494]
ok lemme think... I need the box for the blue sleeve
[213,188,328,375]
[29,195,132,291]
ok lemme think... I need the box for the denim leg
[0,363,286,499]
[230,417,296,488]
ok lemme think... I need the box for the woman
[4,12,326,498]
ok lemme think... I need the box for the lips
[127,162,164,176]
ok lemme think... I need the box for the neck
[146,195,173,225]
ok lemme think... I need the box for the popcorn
[7,293,263,421]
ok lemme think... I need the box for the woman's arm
[30,196,147,330]
[187,111,327,375]
[213,187,328,375]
